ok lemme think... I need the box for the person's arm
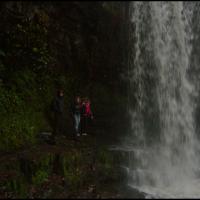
[90,105,94,119]
[70,102,74,116]
[52,97,58,112]
[81,103,86,116]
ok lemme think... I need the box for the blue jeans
[74,113,80,134]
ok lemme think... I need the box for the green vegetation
[0,138,124,198]
[0,2,130,198]
[0,2,128,152]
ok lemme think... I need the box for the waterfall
[125,2,200,198]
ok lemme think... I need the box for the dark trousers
[53,112,64,137]
[81,116,91,134]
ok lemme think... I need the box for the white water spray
[125,2,200,198]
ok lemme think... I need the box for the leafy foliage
[0,2,127,151]
[32,170,48,186]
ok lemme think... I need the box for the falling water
[124,2,200,198]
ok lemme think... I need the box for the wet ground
[0,133,136,199]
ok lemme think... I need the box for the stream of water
[123,2,200,198]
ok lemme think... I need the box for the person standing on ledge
[52,89,65,141]
[81,98,94,136]
[71,96,82,137]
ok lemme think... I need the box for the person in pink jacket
[81,98,94,136]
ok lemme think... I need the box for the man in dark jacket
[52,89,65,139]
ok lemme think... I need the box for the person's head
[75,96,81,103]
[85,97,90,105]
[81,97,85,105]
[57,89,64,97]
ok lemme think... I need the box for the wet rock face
[38,132,52,143]
[0,137,127,198]
[0,2,131,196]
[0,2,129,148]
